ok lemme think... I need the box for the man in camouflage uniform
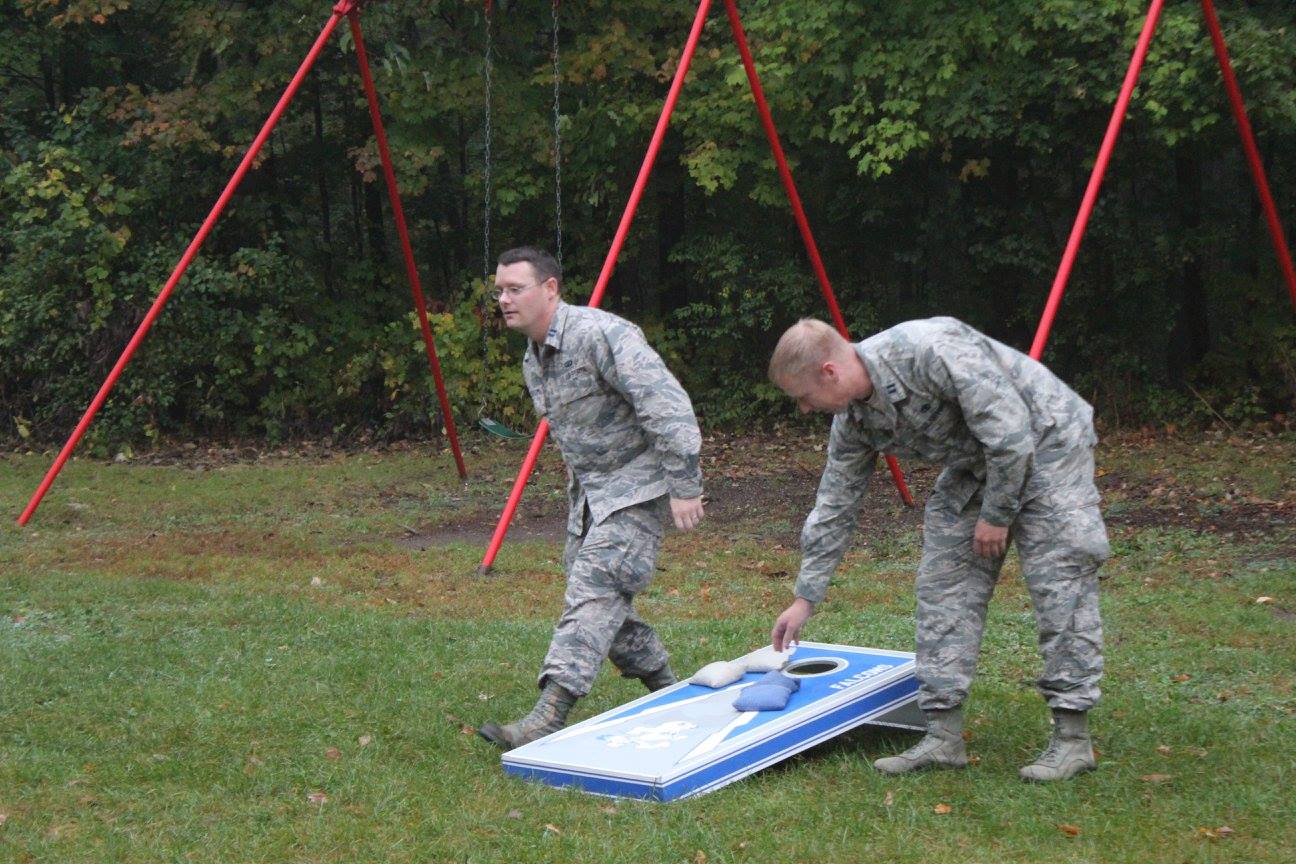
[767,317,1109,782]
[478,247,705,751]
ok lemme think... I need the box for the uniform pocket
[612,528,661,595]
[551,367,604,428]
[606,504,664,595]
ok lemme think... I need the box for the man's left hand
[670,496,705,532]
[973,519,1009,558]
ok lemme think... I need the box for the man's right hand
[771,597,815,652]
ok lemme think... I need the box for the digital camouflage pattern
[795,317,1108,711]
[540,500,671,696]
[523,302,703,535]
[522,302,701,696]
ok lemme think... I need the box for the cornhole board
[501,641,922,801]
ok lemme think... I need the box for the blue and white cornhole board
[501,642,922,801]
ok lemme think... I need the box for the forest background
[3,0,1294,453]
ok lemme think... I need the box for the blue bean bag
[732,670,801,711]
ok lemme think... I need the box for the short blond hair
[768,318,852,385]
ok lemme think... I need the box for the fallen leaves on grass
[358,734,372,748]
[1058,824,1081,837]
[694,852,708,864]
[310,576,323,587]
[1171,674,1192,683]
[1197,826,1235,840]
[1255,596,1275,604]
[507,810,522,819]
[1156,745,1173,756]
[738,560,788,579]
[0,812,8,827]
[444,713,474,734]
[933,803,952,815]
[307,791,329,805]
[324,747,342,761]
[1140,773,1172,783]
[543,823,562,837]
[883,791,894,807]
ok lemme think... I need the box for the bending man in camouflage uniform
[768,317,1109,782]
[479,247,705,750]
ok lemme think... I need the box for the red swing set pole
[722,0,914,508]
[349,11,468,478]
[480,0,916,573]
[18,3,355,527]
[1030,0,1296,361]
[1200,0,1296,311]
[1029,0,1165,360]
[476,0,715,575]
[19,0,470,524]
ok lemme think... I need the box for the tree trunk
[657,136,688,317]
[365,175,386,263]
[351,171,365,256]
[312,78,334,292]
[40,51,58,112]
[1168,145,1210,383]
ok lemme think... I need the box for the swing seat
[479,416,528,439]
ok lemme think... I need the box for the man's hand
[670,496,705,532]
[771,597,815,652]
[973,519,1009,559]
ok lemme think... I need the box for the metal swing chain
[482,4,494,281]
[551,0,563,267]
[479,2,495,414]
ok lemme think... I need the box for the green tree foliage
[2,0,1294,447]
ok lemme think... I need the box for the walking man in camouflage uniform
[478,247,705,751]
[767,317,1109,781]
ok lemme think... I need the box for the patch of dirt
[393,507,568,548]
[373,428,1293,550]
[1103,497,1293,537]
[395,434,940,548]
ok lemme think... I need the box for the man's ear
[819,360,839,383]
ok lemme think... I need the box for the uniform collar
[847,339,904,426]
[529,300,570,359]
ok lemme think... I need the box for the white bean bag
[689,660,746,688]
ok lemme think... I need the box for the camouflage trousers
[916,443,1109,713]
[538,499,670,697]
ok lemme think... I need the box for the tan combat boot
[873,707,969,775]
[478,682,577,751]
[1019,709,1096,782]
[637,663,678,692]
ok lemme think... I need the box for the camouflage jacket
[523,302,703,533]
[796,317,1097,603]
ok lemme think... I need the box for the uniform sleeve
[599,323,704,499]
[795,414,876,604]
[919,339,1034,527]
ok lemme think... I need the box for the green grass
[1,432,1294,862]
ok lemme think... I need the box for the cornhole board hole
[501,642,922,801]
